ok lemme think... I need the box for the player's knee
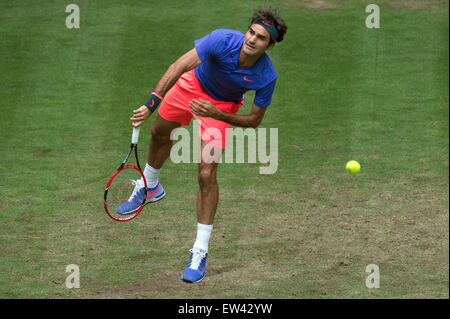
[151,124,170,143]
[198,165,217,188]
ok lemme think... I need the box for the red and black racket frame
[104,142,148,221]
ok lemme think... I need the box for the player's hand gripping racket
[104,127,147,221]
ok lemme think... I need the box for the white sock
[193,223,213,252]
[144,163,160,188]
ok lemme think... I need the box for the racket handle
[132,127,140,145]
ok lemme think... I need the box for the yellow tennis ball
[346,160,360,174]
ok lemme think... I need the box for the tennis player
[126,7,287,283]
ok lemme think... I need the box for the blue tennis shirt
[194,28,277,107]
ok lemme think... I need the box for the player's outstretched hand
[130,105,152,127]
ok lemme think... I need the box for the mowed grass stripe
[0,1,76,297]
[42,2,165,298]
[350,7,448,175]
[0,1,135,297]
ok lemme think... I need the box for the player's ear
[266,42,275,51]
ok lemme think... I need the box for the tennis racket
[104,127,148,221]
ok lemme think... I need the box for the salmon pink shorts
[158,69,244,149]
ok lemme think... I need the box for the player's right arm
[154,48,202,96]
[131,48,202,127]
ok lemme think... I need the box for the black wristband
[144,92,162,112]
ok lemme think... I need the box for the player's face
[243,24,274,56]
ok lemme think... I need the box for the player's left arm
[189,100,267,128]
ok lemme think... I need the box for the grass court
[0,0,448,298]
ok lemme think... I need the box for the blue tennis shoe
[117,179,165,215]
[182,248,208,283]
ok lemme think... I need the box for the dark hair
[249,6,288,44]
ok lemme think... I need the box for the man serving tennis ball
[127,7,287,283]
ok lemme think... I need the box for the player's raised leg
[148,115,181,170]
[142,115,182,202]
[118,115,180,215]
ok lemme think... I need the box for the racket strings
[105,166,146,220]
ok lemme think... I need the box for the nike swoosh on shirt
[243,76,253,82]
